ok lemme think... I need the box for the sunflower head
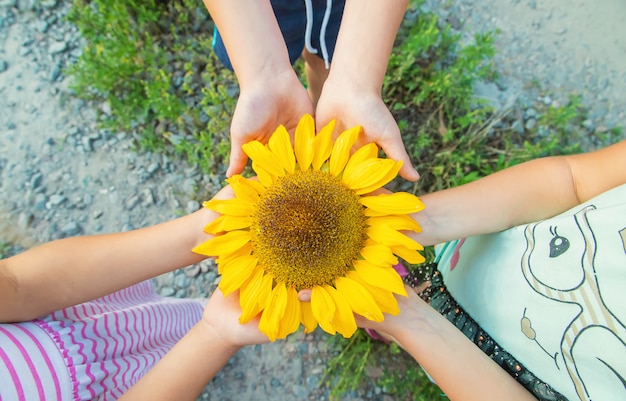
[193,114,425,341]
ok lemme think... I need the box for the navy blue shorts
[212,0,346,71]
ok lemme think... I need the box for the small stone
[147,162,160,175]
[141,188,156,206]
[582,119,595,132]
[511,120,525,134]
[125,194,140,210]
[525,107,538,118]
[306,375,319,388]
[48,41,67,55]
[48,194,66,206]
[186,200,200,214]
[30,172,43,189]
[159,286,175,297]
[184,264,201,278]
[174,274,191,289]
[34,193,47,210]
[525,118,537,130]
[49,63,62,82]
[60,221,81,236]
[17,212,33,229]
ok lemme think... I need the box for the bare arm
[356,288,537,401]
[411,140,626,246]
[118,289,268,401]
[316,0,419,181]
[202,0,313,176]
[0,187,233,322]
[202,0,290,86]
[330,0,408,94]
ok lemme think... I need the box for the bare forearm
[411,140,626,246]
[329,0,408,92]
[391,302,535,401]
[0,208,216,321]
[412,156,578,246]
[118,321,239,401]
[202,0,293,85]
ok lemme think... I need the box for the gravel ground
[0,1,624,400]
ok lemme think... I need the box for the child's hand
[227,70,314,177]
[201,288,269,349]
[315,79,419,181]
[192,184,236,247]
[297,285,425,343]
[352,285,427,338]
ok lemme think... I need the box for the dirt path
[454,0,626,127]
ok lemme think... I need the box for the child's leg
[301,49,329,107]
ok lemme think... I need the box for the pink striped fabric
[0,281,204,401]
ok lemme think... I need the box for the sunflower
[193,114,425,341]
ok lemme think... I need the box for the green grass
[64,0,622,400]
[66,0,236,175]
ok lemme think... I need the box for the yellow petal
[202,198,255,217]
[192,230,251,256]
[243,141,285,177]
[276,287,301,339]
[368,215,422,233]
[239,269,272,323]
[360,244,399,266]
[219,254,259,296]
[226,175,264,203]
[390,245,426,264]
[203,214,253,234]
[334,276,384,322]
[367,225,423,250]
[294,114,315,170]
[352,160,403,196]
[312,119,335,170]
[237,176,267,195]
[216,242,253,271]
[251,161,275,187]
[300,301,318,333]
[268,125,296,174]
[348,273,401,315]
[329,126,361,176]
[343,143,379,178]
[258,283,289,342]
[361,192,425,216]
[343,158,400,193]
[324,285,358,338]
[353,260,407,296]
[311,286,337,335]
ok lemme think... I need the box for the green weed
[321,330,373,399]
[67,0,236,175]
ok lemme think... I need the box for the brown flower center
[251,169,367,290]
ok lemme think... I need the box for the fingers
[297,289,312,302]
[380,140,420,181]
[226,143,249,177]
[212,183,236,200]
